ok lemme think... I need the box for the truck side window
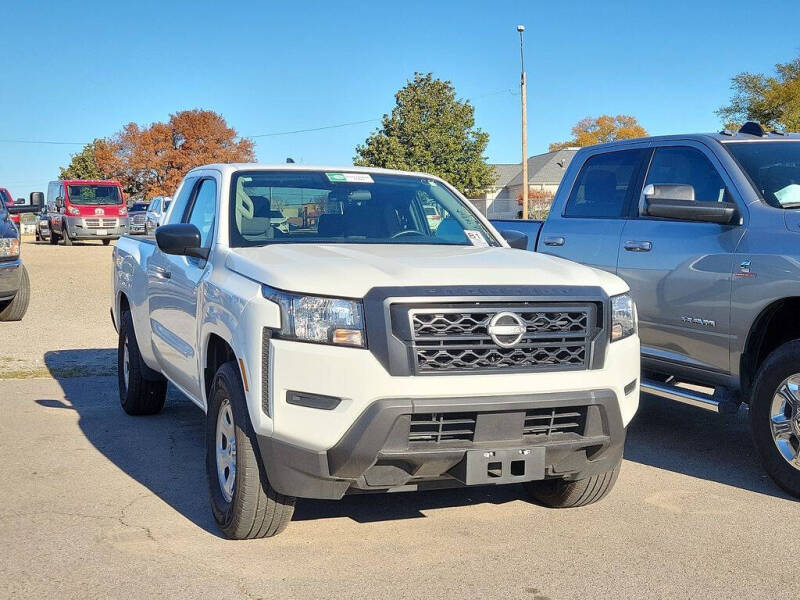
[165,177,199,225]
[564,149,646,218]
[186,179,217,248]
[645,146,728,203]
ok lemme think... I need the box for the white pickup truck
[112,164,640,539]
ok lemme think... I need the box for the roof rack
[738,121,766,136]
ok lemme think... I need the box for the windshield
[229,171,499,247]
[67,185,123,206]
[725,141,800,208]
[131,203,149,212]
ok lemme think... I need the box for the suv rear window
[564,149,647,218]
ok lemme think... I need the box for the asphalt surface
[1,375,797,599]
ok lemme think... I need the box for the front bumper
[258,389,626,499]
[64,216,129,239]
[0,258,22,301]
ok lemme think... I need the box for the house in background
[476,147,578,218]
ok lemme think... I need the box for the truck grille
[132,214,146,225]
[523,407,587,437]
[409,413,476,443]
[84,218,118,229]
[409,304,595,374]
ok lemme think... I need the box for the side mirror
[30,192,44,207]
[643,184,737,225]
[56,196,64,209]
[155,223,209,260]
[15,197,25,205]
[500,229,529,250]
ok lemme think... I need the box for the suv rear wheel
[750,340,800,498]
[206,361,295,539]
[524,461,621,508]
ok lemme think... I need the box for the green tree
[59,139,108,180]
[354,73,494,197]
[549,115,647,151]
[717,56,800,131]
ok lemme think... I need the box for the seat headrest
[318,213,345,237]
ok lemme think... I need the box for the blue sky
[1,0,797,198]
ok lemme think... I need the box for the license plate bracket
[449,446,545,485]
[95,229,108,236]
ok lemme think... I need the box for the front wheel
[206,361,295,539]
[49,230,59,245]
[524,462,621,508]
[750,340,800,498]
[0,265,30,322]
[102,239,111,246]
[62,227,73,246]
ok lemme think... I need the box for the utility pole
[517,25,528,219]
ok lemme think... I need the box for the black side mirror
[643,184,737,225]
[500,229,529,250]
[156,223,209,260]
[30,192,44,208]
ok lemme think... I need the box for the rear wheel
[102,239,111,246]
[117,310,167,415]
[0,265,30,322]
[750,340,800,498]
[206,361,295,539]
[524,462,621,508]
[62,226,73,246]
[49,229,59,245]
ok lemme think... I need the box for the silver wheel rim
[216,398,237,502]
[122,340,130,390]
[770,374,800,471]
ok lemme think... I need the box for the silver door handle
[149,265,171,279]
[543,236,565,247]
[624,240,652,252]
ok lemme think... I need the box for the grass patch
[0,366,115,380]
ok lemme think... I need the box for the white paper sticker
[775,183,800,206]
[464,229,489,248]
[326,172,374,184]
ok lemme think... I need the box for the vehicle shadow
[625,393,793,500]
[39,349,793,538]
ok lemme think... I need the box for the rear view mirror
[156,223,209,260]
[643,184,737,225]
[500,229,529,250]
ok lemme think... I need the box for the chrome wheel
[770,375,800,471]
[122,339,130,391]
[216,398,237,502]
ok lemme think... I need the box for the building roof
[506,148,578,187]
[490,164,521,189]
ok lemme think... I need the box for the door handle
[149,265,172,279]
[543,235,565,247]
[624,240,652,252]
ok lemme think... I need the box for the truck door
[616,143,744,376]
[147,176,214,400]
[539,148,649,274]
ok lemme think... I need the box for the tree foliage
[59,139,107,180]
[354,73,494,197]
[549,115,648,151]
[59,110,255,199]
[717,56,800,131]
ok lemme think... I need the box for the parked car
[491,122,800,497]
[47,179,129,246]
[0,198,30,321]
[35,205,50,241]
[144,196,172,234]
[113,164,640,539]
[128,202,150,235]
[1,188,20,229]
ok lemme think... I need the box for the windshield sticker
[775,184,800,206]
[326,172,374,184]
[464,230,489,248]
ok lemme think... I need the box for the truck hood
[225,244,628,298]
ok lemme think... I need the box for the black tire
[63,226,73,246]
[102,239,111,246]
[0,265,30,322]
[118,310,167,415]
[35,231,41,241]
[750,340,800,498]
[524,462,621,508]
[49,229,58,245]
[206,361,295,539]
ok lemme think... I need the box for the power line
[249,118,379,138]
[0,138,84,146]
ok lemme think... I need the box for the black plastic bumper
[257,389,625,500]
[0,259,22,301]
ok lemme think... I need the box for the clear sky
[1,0,797,198]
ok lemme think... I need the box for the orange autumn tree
[94,109,255,199]
[549,115,647,151]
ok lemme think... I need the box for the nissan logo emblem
[487,312,527,347]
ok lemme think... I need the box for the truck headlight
[611,292,636,342]
[263,286,366,347]
[0,238,20,258]
[67,206,80,216]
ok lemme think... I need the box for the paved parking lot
[1,241,798,599]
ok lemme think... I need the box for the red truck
[1,188,21,228]
[47,179,129,246]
